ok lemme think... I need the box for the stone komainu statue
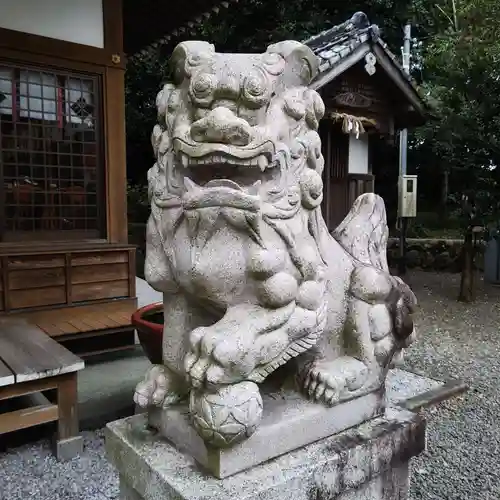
[134,40,417,447]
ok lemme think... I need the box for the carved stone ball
[296,280,324,310]
[257,271,299,308]
[247,247,286,279]
[190,381,263,448]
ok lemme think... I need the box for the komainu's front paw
[184,326,257,389]
[301,357,369,406]
[134,365,184,408]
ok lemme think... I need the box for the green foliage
[124,0,500,234]
[125,1,414,184]
[125,1,420,182]
[125,49,169,184]
[195,0,412,53]
[389,211,463,238]
[411,0,500,221]
[127,183,149,224]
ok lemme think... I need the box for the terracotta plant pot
[132,302,164,365]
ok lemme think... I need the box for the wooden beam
[103,66,128,244]
[0,27,125,69]
[371,43,426,119]
[0,377,59,401]
[0,404,59,434]
[0,242,135,257]
[103,0,124,56]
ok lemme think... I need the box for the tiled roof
[303,11,411,84]
[303,12,374,72]
[302,12,430,125]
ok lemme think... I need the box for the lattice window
[0,63,104,242]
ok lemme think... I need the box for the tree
[411,0,500,301]
[125,0,423,183]
[125,0,500,306]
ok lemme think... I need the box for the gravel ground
[0,367,441,500]
[404,271,500,500]
[0,270,497,499]
[0,429,119,500]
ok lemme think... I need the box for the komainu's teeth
[257,155,268,172]
[184,177,201,191]
[179,152,271,169]
[223,156,238,165]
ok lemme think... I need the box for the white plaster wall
[0,0,104,48]
[348,134,369,174]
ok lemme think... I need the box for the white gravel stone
[0,270,495,500]
[0,429,119,500]
[404,271,500,500]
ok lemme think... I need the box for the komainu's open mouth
[171,138,278,195]
[178,151,277,193]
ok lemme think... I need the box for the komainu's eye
[246,76,264,96]
[189,73,217,106]
[242,69,270,109]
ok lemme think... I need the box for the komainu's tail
[332,193,389,273]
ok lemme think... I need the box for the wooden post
[458,229,478,302]
[54,373,82,460]
[399,218,408,276]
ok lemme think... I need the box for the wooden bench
[0,318,85,460]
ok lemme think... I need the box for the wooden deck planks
[0,358,14,387]
[107,312,133,325]
[77,316,109,331]
[35,322,67,337]
[18,298,136,337]
[66,318,95,333]
[94,314,123,328]
[0,319,84,383]
[37,312,130,335]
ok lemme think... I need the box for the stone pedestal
[148,387,384,478]
[105,407,425,500]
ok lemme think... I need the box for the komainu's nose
[190,107,253,146]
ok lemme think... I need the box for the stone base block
[148,388,384,478]
[52,435,83,461]
[105,407,426,500]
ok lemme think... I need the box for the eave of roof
[303,12,431,123]
[122,0,239,55]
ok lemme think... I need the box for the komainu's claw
[300,357,369,406]
[134,365,185,408]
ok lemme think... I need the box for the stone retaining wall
[387,238,484,273]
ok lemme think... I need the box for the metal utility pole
[398,22,411,276]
